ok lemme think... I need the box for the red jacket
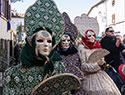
[118,64,125,80]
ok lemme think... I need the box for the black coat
[100,35,125,71]
[14,45,21,59]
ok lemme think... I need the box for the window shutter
[5,0,9,19]
[8,4,11,19]
[0,0,1,15]
[112,14,116,24]
[112,0,115,6]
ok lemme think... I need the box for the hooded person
[3,0,81,95]
[56,12,83,95]
[74,14,121,95]
[57,12,83,79]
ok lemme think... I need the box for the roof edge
[87,0,105,16]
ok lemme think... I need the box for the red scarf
[81,29,101,49]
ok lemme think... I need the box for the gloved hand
[97,58,106,70]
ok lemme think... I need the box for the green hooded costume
[3,0,67,95]
[3,0,82,95]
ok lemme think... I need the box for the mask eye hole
[37,39,43,42]
[47,40,52,43]
[62,40,66,42]
[68,40,70,42]
[88,35,91,37]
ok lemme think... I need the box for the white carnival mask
[61,34,70,49]
[35,30,52,56]
[86,31,96,43]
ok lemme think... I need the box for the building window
[0,0,10,19]
[1,0,5,16]
[112,0,115,6]
[112,14,116,24]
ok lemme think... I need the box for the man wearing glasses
[100,27,124,71]
[100,27,125,92]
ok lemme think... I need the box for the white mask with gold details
[61,34,70,49]
[35,30,52,56]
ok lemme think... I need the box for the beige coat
[78,48,121,95]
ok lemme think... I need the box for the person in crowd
[100,27,125,72]
[116,34,125,64]
[119,64,125,80]
[122,37,125,46]
[3,0,81,95]
[14,42,21,65]
[102,31,106,38]
[75,14,121,95]
[97,31,106,43]
[118,64,125,95]
[121,37,125,64]
[56,12,83,95]
[100,27,125,91]
[79,29,121,95]
[4,27,69,95]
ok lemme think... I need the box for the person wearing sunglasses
[100,27,125,92]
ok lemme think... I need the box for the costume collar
[82,36,101,49]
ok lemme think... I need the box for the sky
[11,0,100,21]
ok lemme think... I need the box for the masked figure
[81,29,101,49]
[3,0,81,95]
[61,34,71,50]
[57,12,83,95]
[75,14,121,95]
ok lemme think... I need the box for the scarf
[82,37,101,49]
[57,39,78,56]
[20,38,62,78]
